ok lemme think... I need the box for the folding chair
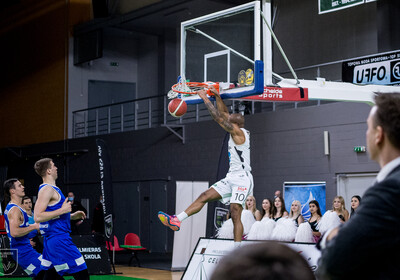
[106,235,125,267]
[121,233,147,267]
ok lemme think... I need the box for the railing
[72,95,214,138]
[72,95,326,138]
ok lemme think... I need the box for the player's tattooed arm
[198,89,234,132]
[209,86,229,115]
[206,102,234,131]
[203,98,221,122]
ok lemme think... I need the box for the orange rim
[171,82,219,95]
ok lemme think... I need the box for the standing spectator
[332,196,349,222]
[245,195,262,221]
[349,195,361,219]
[317,93,400,279]
[274,190,281,199]
[289,200,304,226]
[272,196,288,221]
[68,192,88,235]
[91,195,104,234]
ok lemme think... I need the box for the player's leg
[16,247,48,279]
[230,203,244,243]
[33,269,46,280]
[71,268,90,280]
[158,187,222,231]
[43,234,88,279]
[42,268,65,280]
[183,187,222,216]
[228,172,253,245]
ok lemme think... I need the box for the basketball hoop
[170,76,219,97]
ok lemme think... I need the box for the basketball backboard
[174,0,400,105]
[176,1,266,104]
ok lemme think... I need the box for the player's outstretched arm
[8,208,40,238]
[209,85,229,117]
[34,186,72,223]
[198,89,231,128]
[71,210,86,220]
[198,89,245,142]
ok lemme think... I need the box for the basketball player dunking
[158,86,253,247]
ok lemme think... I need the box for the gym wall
[0,100,379,252]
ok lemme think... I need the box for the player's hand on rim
[197,89,208,99]
[207,85,219,96]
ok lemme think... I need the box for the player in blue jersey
[3,178,62,279]
[34,158,89,280]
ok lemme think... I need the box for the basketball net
[168,75,193,99]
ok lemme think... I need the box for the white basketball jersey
[228,128,251,173]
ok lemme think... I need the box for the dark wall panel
[272,0,378,79]
[0,0,92,148]
[0,101,379,252]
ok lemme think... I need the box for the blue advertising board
[284,182,326,220]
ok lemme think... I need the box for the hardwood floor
[114,265,184,280]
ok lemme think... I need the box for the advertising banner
[319,0,364,14]
[95,139,114,240]
[72,234,112,275]
[284,182,326,219]
[243,87,308,102]
[342,51,400,85]
[182,238,321,280]
[0,234,111,276]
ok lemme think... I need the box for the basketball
[168,98,187,118]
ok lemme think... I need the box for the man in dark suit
[317,93,400,279]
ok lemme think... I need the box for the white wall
[172,181,209,270]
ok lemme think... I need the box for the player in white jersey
[158,86,253,246]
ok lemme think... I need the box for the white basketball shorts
[211,171,253,207]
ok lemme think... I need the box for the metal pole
[72,113,75,138]
[121,104,124,132]
[260,11,299,84]
[164,96,167,125]
[108,107,111,134]
[84,111,87,137]
[262,0,273,85]
[96,110,99,135]
[148,99,152,128]
[135,102,138,130]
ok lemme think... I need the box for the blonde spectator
[245,195,262,221]
[288,200,304,226]
[332,196,349,222]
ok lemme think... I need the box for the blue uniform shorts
[41,233,87,275]
[14,245,43,276]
